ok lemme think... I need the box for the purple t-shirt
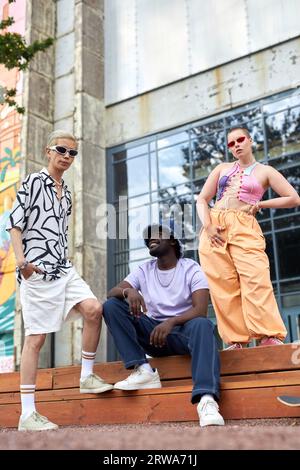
[125,258,209,321]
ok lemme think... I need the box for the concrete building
[1,0,300,369]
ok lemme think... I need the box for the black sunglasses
[48,145,78,157]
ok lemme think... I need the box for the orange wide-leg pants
[199,209,287,344]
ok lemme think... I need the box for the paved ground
[1,418,300,450]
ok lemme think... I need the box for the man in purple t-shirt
[103,224,224,427]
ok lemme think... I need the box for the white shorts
[19,267,97,336]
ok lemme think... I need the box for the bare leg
[76,298,102,352]
[20,334,46,384]
[75,299,113,392]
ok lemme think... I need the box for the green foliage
[0,0,54,114]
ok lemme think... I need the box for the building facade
[0,0,299,368]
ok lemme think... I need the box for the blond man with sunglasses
[197,126,300,350]
[6,130,113,431]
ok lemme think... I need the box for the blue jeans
[103,297,220,403]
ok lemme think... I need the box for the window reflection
[157,143,190,188]
[266,106,300,158]
[114,155,150,198]
[128,194,150,209]
[129,247,149,262]
[274,213,300,230]
[128,205,150,250]
[276,228,300,279]
[127,144,148,158]
[226,106,261,126]
[191,130,226,179]
[157,131,189,149]
[269,164,300,216]
[158,192,194,243]
[248,120,265,161]
[263,94,300,114]
[191,120,223,136]
[150,152,158,192]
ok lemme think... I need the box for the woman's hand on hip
[205,224,226,247]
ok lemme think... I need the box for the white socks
[80,350,96,379]
[20,385,36,419]
[140,363,154,374]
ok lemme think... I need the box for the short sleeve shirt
[6,168,72,282]
[125,258,209,321]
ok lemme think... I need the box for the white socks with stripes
[80,350,96,380]
[20,385,36,419]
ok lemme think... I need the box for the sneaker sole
[18,424,59,431]
[114,382,162,391]
[80,384,114,394]
[199,419,225,427]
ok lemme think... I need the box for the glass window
[114,155,150,199]
[129,247,149,262]
[128,194,150,209]
[113,149,126,162]
[150,152,158,192]
[157,131,189,149]
[265,234,275,281]
[263,93,300,114]
[127,155,150,197]
[191,130,226,179]
[248,119,265,161]
[191,119,224,137]
[259,220,272,233]
[268,164,300,217]
[274,213,300,230]
[127,143,149,158]
[225,105,261,127]
[127,205,150,250]
[282,293,300,309]
[266,106,300,158]
[157,143,190,189]
[276,228,300,279]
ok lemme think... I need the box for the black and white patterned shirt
[6,168,73,282]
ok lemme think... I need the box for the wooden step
[1,384,300,428]
[0,344,299,427]
[1,344,298,393]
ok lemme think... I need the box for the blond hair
[47,130,77,148]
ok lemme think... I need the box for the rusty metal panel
[105,0,300,104]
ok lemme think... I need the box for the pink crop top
[216,162,264,205]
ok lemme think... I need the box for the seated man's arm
[107,280,133,299]
[150,289,209,348]
[107,281,147,318]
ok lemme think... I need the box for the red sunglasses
[227,135,246,148]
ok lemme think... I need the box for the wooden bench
[0,343,300,427]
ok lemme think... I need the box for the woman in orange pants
[197,126,300,350]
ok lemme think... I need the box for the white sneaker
[18,411,58,431]
[80,373,114,394]
[114,366,162,390]
[197,396,225,427]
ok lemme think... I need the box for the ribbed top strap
[243,161,258,175]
